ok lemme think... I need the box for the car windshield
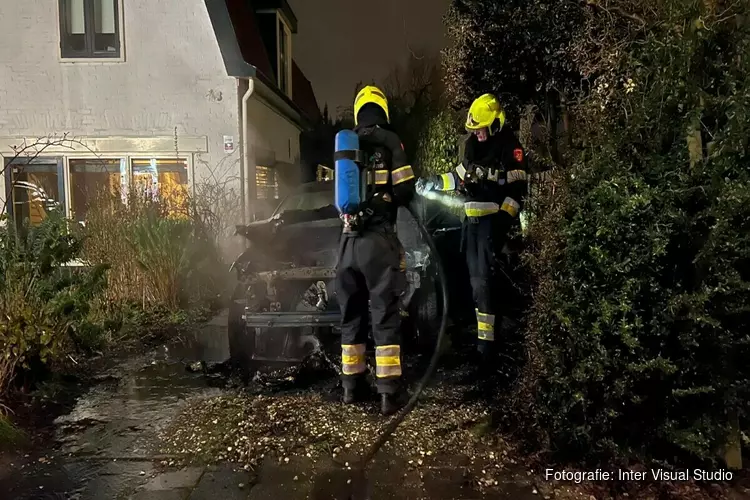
[274,187,333,215]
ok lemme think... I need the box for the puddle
[0,320,227,499]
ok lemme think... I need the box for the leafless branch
[401,10,424,61]
[2,134,103,215]
[2,133,95,178]
[584,0,647,26]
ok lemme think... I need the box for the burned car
[228,181,474,373]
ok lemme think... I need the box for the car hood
[234,200,456,272]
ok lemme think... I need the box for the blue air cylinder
[334,130,363,215]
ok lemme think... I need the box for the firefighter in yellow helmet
[336,85,416,415]
[416,93,528,368]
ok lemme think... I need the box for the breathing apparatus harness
[333,129,451,470]
[333,143,394,234]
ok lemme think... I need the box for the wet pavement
[0,311,540,500]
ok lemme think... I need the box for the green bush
[414,108,462,177]
[443,0,583,119]
[0,213,108,396]
[521,0,750,464]
[441,0,750,465]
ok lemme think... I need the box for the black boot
[343,383,372,404]
[343,387,358,404]
[478,340,497,373]
[380,391,408,416]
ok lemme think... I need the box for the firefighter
[416,93,528,365]
[336,85,416,416]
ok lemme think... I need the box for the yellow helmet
[465,94,505,134]
[354,85,390,126]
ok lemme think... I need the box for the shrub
[81,190,226,312]
[414,108,462,177]
[521,0,750,464]
[129,208,194,309]
[443,0,583,119]
[0,212,107,396]
[80,192,147,307]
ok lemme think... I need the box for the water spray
[419,189,466,211]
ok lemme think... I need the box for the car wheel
[414,268,443,353]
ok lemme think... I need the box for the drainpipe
[241,77,256,223]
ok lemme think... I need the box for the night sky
[287,0,451,116]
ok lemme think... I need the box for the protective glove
[416,177,436,195]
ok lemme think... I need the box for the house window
[256,166,279,201]
[277,17,291,97]
[4,158,64,229]
[316,165,333,182]
[69,158,126,223]
[131,158,189,217]
[59,0,121,59]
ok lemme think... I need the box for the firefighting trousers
[336,227,407,394]
[463,214,511,354]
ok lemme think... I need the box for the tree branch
[584,0,647,26]
[2,134,103,214]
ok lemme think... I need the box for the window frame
[128,155,193,190]
[4,156,66,228]
[129,156,192,207]
[58,0,125,62]
[256,165,279,201]
[276,13,293,98]
[66,156,128,223]
[65,155,194,218]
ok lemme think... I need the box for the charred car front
[228,181,473,372]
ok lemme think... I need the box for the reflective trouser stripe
[476,311,495,341]
[392,165,415,185]
[342,344,366,375]
[501,197,521,217]
[375,169,389,185]
[375,345,402,378]
[440,172,456,191]
[464,201,500,217]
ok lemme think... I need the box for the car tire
[414,268,443,353]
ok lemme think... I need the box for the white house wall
[0,0,240,190]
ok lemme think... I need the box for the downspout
[241,77,256,223]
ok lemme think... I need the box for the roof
[204,0,257,78]
[292,62,322,124]
[204,0,321,126]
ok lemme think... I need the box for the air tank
[334,130,364,215]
